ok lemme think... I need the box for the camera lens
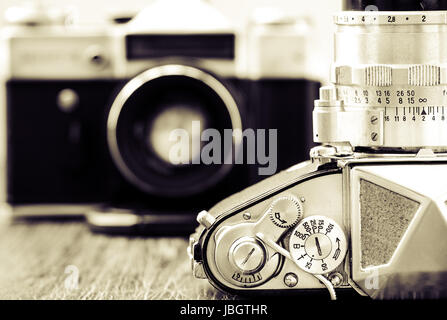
[344,0,447,11]
[314,2,447,151]
[108,65,241,197]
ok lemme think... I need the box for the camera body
[189,2,447,299]
[190,153,447,299]
[0,1,319,225]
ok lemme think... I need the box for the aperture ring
[336,11,447,25]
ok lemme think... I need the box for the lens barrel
[313,3,447,151]
[344,0,447,11]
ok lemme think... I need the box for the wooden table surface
[0,220,232,300]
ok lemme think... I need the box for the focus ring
[332,64,447,86]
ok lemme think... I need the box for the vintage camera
[0,1,319,234]
[189,0,447,299]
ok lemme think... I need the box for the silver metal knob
[230,238,266,274]
[268,195,303,228]
[197,210,215,229]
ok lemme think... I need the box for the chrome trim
[86,211,140,227]
[107,64,243,195]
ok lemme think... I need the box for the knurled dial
[268,195,303,228]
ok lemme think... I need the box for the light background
[0,0,342,82]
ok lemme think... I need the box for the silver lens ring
[107,64,243,196]
[313,11,447,151]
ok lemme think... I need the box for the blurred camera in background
[0,0,320,234]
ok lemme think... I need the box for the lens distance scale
[315,83,447,150]
[339,86,447,148]
[289,216,347,275]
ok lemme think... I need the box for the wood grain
[0,221,233,300]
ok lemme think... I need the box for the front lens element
[148,105,207,165]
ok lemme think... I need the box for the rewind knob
[229,237,266,274]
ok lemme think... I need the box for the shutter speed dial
[290,216,347,275]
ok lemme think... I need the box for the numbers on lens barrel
[337,86,447,125]
[336,12,441,26]
[289,216,347,275]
